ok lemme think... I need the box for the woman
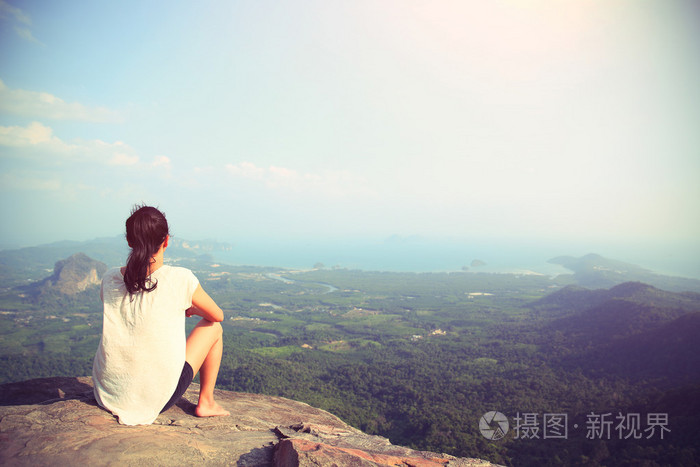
[92,205,230,425]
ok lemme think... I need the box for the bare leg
[185,319,230,417]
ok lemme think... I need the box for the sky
[1,1,699,269]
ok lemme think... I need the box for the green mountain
[540,282,700,343]
[527,281,700,389]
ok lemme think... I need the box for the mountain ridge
[0,236,234,288]
[531,281,700,315]
[538,281,700,342]
[548,254,700,292]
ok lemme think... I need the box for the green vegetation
[0,255,698,466]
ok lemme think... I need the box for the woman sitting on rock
[92,205,230,425]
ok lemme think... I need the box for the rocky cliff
[0,377,499,467]
[40,253,107,295]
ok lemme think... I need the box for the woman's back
[92,265,199,425]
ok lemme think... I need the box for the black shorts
[160,361,194,413]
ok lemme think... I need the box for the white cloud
[0,122,142,167]
[225,161,266,180]
[268,166,297,179]
[148,156,172,179]
[0,121,71,150]
[224,161,374,198]
[0,0,41,44]
[152,155,171,168]
[0,0,29,24]
[0,80,122,122]
[0,172,61,192]
[14,26,41,45]
[109,153,140,166]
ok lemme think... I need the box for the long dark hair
[123,205,170,294]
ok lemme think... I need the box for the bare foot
[195,401,230,418]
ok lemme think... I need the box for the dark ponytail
[123,205,170,294]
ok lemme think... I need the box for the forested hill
[531,281,700,318]
[575,311,700,387]
[530,280,699,349]
[526,281,700,389]
[538,281,699,342]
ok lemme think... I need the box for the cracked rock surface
[0,377,498,466]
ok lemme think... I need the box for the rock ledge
[0,377,498,466]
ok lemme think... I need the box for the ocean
[210,236,700,279]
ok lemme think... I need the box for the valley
[0,246,698,466]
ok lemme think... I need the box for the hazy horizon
[2,232,698,280]
[1,1,699,272]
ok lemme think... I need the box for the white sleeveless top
[92,265,199,425]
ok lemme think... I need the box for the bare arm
[186,284,224,322]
